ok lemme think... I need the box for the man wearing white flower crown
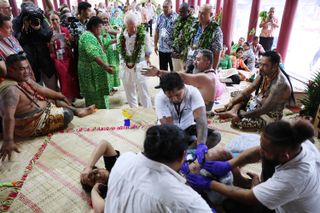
[118,11,152,108]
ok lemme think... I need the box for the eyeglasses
[51,19,59,21]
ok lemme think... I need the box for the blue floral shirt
[156,12,178,53]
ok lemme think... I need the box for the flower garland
[118,25,146,69]
[172,15,196,60]
[190,20,219,50]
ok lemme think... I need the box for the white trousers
[120,61,152,108]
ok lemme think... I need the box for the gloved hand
[195,143,208,164]
[180,161,190,175]
[211,208,217,213]
[202,160,232,178]
[186,173,211,191]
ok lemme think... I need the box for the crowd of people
[0,0,319,213]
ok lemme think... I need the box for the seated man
[218,51,293,131]
[105,124,213,212]
[0,54,96,161]
[186,119,320,213]
[154,73,221,158]
[80,140,120,213]
[143,49,225,112]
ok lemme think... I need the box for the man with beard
[186,119,320,213]
[259,7,279,51]
[217,51,293,131]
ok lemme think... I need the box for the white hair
[124,11,141,26]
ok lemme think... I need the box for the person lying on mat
[186,120,320,213]
[105,124,215,213]
[216,51,293,131]
[142,49,225,112]
[80,140,120,213]
[0,53,96,161]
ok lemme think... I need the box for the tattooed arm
[27,80,71,104]
[242,73,291,118]
[229,146,261,168]
[193,106,208,144]
[0,86,20,161]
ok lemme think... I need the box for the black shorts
[184,125,216,145]
[103,150,120,171]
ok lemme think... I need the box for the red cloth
[50,26,80,99]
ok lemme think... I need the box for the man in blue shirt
[154,0,177,71]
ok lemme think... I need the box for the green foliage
[300,70,320,118]
[259,11,268,21]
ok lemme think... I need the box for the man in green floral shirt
[172,3,196,72]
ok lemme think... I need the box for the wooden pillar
[188,0,195,7]
[53,0,58,10]
[67,0,70,8]
[221,0,236,53]
[41,0,47,10]
[105,0,108,8]
[277,0,299,62]
[176,0,180,13]
[246,0,261,42]
[59,0,66,5]
[206,0,210,4]
[8,0,19,17]
[215,0,221,16]
[197,0,201,6]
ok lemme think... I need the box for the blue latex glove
[202,160,232,178]
[186,173,211,191]
[195,143,208,164]
[211,208,217,213]
[180,161,190,175]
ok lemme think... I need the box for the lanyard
[174,103,184,124]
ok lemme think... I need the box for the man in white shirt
[155,73,221,164]
[186,119,320,213]
[105,125,213,213]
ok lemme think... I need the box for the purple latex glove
[195,143,208,164]
[186,173,211,191]
[180,161,190,175]
[202,160,232,178]
[211,208,217,213]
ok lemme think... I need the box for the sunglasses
[51,18,59,21]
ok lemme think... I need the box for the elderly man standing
[118,11,152,108]
[154,0,177,71]
[172,2,196,72]
[186,4,223,73]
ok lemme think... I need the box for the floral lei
[191,20,219,50]
[118,25,146,69]
[172,15,196,60]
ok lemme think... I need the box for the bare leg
[42,74,59,92]
[56,100,96,118]
[217,103,242,119]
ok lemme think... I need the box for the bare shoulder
[0,85,20,108]
[271,72,291,92]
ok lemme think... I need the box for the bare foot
[216,110,238,119]
[75,105,96,118]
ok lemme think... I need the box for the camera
[21,6,44,27]
[66,16,81,39]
